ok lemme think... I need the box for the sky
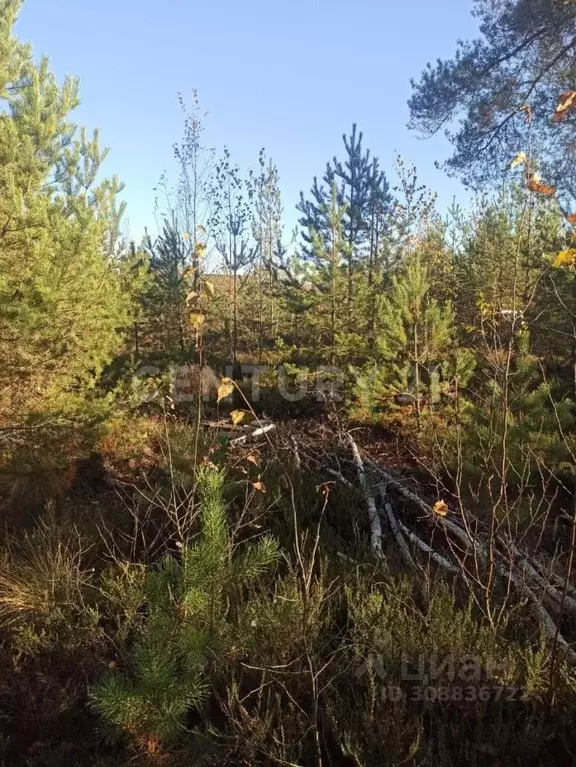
[16,0,480,241]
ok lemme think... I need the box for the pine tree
[454,188,562,347]
[293,184,357,366]
[297,125,394,324]
[0,1,131,434]
[142,218,195,361]
[408,0,576,195]
[466,323,576,478]
[353,255,457,425]
[92,465,280,751]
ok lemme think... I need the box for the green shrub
[92,464,280,753]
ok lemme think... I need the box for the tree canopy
[0,0,131,430]
[408,0,576,202]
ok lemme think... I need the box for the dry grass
[0,519,90,628]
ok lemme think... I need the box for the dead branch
[398,521,460,575]
[376,482,413,567]
[229,423,276,445]
[348,435,384,560]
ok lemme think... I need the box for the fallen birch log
[376,482,413,566]
[506,566,576,663]
[325,442,576,661]
[348,435,384,559]
[229,423,276,445]
[398,521,460,574]
[506,544,576,617]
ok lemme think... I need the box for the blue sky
[16,0,479,241]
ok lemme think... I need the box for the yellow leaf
[182,232,190,240]
[246,453,259,466]
[203,280,215,298]
[553,249,576,268]
[189,311,205,328]
[553,90,576,122]
[231,409,255,426]
[186,291,200,306]
[252,480,266,493]
[217,377,235,403]
[507,151,526,170]
[433,500,449,517]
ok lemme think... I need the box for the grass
[0,519,90,632]
[1,417,576,764]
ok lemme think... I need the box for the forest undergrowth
[3,0,576,763]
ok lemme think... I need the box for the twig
[324,467,358,493]
[291,436,302,470]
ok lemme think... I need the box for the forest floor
[2,410,576,765]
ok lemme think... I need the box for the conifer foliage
[92,465,280,750]
[0,1,130,432]
[352,254,459,422]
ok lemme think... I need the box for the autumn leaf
[231,409,255,426]
[252,480,266,493]
[203,280,215,298]
[527,175,556,196]
[520,104,532,122]
[553,90,576,122]
[553,249,576,268]
[568,214,576,224]
[186,290,200,306]
[246,453,259,466]
[217,377,235,402]
[189,311,205,328]
[182,232,190,240]
[507,151,526,170]
[433,500,449,517]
